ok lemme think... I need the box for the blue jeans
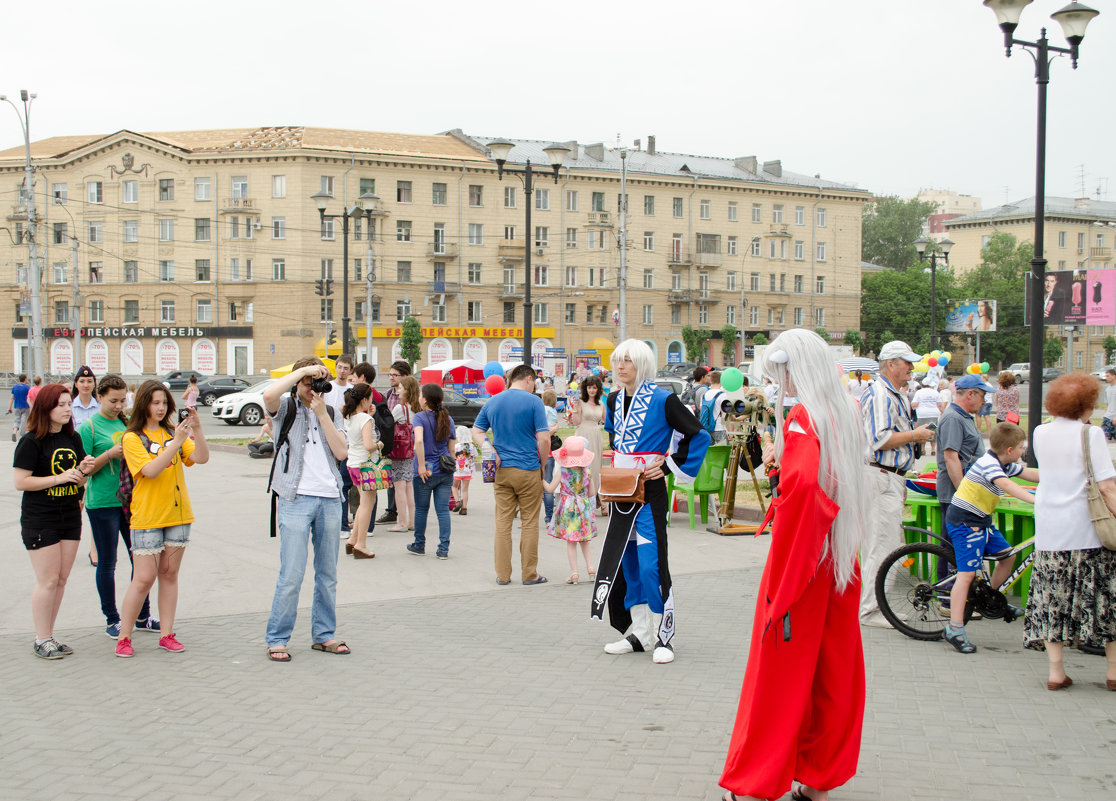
[413,471,453,555]
[543,457,556,523]
[85,506,150,625]
[266,494,341,646]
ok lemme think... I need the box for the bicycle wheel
[875,542,955,640]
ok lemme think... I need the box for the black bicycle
[874,525,1035,641]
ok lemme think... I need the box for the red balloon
[484,374,506,395]
[927,357,938,367]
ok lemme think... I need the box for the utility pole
[618,147,628,341]
[365,239,374,362]
[71,234,81,367]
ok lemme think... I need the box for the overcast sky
[3,0,1113,210]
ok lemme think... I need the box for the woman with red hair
[12,383,96,660]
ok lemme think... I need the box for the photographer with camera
[262,358,351,663]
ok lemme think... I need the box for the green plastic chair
[667,444,732,529]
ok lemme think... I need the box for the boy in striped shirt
[942,422,1039,653]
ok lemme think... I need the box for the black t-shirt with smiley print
[13,431,87,529]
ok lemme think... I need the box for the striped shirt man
[862,375,916,472]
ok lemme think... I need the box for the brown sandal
[267,646,292,662]
[311,640,350,654]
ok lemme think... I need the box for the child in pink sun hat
[544,435,599,584]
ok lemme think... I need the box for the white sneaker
[860,612,894,629]
[652,644,675,664]
[604,635,640,655]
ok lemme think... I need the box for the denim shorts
[131,524,191,554]
[946,521,1010,572]
[979,402,992,415]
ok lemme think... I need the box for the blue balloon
[591,366,601,375]
[483,360,503,378]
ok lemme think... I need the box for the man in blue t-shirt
[8,374,30,441]
[472,363,551,586]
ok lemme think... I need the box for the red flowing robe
[720,405,865,799]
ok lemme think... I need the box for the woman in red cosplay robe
[720,329,871,801]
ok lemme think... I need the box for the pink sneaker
[158,633,185,654]
[115,636,134,658]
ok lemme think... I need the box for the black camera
[311,378,333,394]
[178,408,191,422]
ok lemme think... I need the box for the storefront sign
[192,339,217,374]
[156,339,180,373]
[498,339,520,361]
[370,326,555,339]
[121,339,144,375]
[13,326,254,339]
[463,337,488,363]
[51,340,74,374]
[427,338,453,363]
[86,339,110,373]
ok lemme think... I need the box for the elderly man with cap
[859,340,935,627]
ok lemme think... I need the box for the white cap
[878,340,921,362]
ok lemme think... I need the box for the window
[671,306,681,325]
[780,273,786,291]
[195,177,211,201]
[195,218,210,241]
[778,309,785,326]
[592,192,606,212]
[793,274,803,293]
[534,264,548,286]
[795,206,805,225]
[55,300,70,322]
[673,197,683,218]
[158,219,174,241]
[727,305,736,325]
[89,262,103,284]
[52,222,67,244]
[124,299,140,322]
[468,301,483,323]
[433,223,446,254]
[352,217,363,240]
[587,230,598,250]
[534,303,549,324]
[359,178,375,196]
[696,233,720,254]
[16,263,27,284]
[816,276,825,294]
[1078,232,1086,251]
[396,220,412,242]
[228,216,239,239]
[505,187,517,208]
[272,217,285,239]
[672,272,682,290]
[468,185,483,207]
[158,179,174,201]
[752,204,761,223]
[727,271,737,291]
[565,303,576,323]
[53,263,67,284]
[52,183,67,205]
[370,300,380,323]
[698,272,710,296]
[353,300,364,322]
[816,208,827,227]
[565,265,577,287]
[228,302,238,322]
[1058,231,1067,248]
[320,259,334,279]
[644,231,654,251]
[643,305,653,325]
[750,306,759,325]
[196,299,212,323]
[88,299,104,323]
[431,301,446,323]
[272,259,286,280]
[120,220,137,243]
[124,261,138,283]
[727,236,737,256]
[700,200,711,220]
[816,308,825,328]
[195,260,210,282]
[1097,233,1106,248]
[468,262,482,284]
[321,299,334,323]
[535,188,550,210]
[468,223,484,245]
[794,240,804,260]
[773,205,783,223]
[698,305,708,325]
[671,233,683,261]
[229,258,240,281]
[617,193,628,214]
[432,183,447,206]
[599,306,607,324]
[504,225,516,240]
[644,195,655,215]
[395,299,411,321]
[88,221,103,243]
[87,182,103,204]
[751,238,761,257]
[503,302,515,323]
[728,202,738,221]
[769,273,776,291]
[397,181,412,203]
[320,175,334,195]
[768,308,774,325]
[816,242,827,261]
[160,299,175,323]
[643,269,654,289]
[566,228,578,249]
[159,260,174,281]
[272,175,286,198]
[352,259,362,282]
[535,227,549,247]
[565,190,577,211]
[122,180,138,203]
[397,261,411,282]
[794,307,803,326]
[321,218,335,241]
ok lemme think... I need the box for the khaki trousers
[492,466,544,583]
[859,469,907,621]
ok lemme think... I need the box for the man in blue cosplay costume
[590,339,711,663]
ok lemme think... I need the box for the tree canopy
[861,196,938,270]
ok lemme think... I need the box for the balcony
[667,250,692,265]
[587,211,612,226]
[694,251,722,267]
[498,241,526,261]
[1092,246,1112,261]
[220,197,256,213]
[694,290,720,304]
[425,242,459,260]
[499,284,524,299]
[427,281,461,295]
[768,223,790,237]
[667,290,692,303]
[7,205,27,221]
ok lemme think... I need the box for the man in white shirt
[324,355,355,530]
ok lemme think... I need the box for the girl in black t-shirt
[12,383,96,660]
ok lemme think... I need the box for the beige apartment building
[945,196,1116,372]
[1,126,869,377]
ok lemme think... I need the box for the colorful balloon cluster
[966,361,991,375]
[913,350,951,374]
[482,360,506,395]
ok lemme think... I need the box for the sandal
[344,542,355,555]
[566,573,579,584]
[267,646,292,662]
[311,640,350,654]
[353,548,375,559]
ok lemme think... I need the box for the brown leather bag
[598,466,645,504]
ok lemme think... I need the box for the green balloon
[722,367,744,392]
[980,361,990,373]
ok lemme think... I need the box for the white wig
[610,339,657,386]
[762,329,871,591]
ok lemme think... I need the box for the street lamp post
[486,140,571,366]
[914,236,953,351]
[982,0,1099,464]
[312,190,381,357]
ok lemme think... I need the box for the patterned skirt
[392,456,416,483]
[1023,547,1116,650]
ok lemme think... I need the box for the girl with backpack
[388,376,420,533]
[341,384,379,559]
[407,384,456,559]
[114,380,209,658]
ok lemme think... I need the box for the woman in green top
[78,374,157,640]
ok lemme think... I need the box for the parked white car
[210,378,275,426]
[1007,362,1030,383]
[1092,364,1116,381]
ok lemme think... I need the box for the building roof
[455,132,867,194]
[946,196,1116,226]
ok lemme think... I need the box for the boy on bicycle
[942,422,1039,654]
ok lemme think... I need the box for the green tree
[1103,335,1116,364]
[681,325,712,363]
[1043,335,1063,367]
[720,325,738,365]
[843,329,863,354]
[860,267,951,356]
[954,232,1032,370]
[814,327,830,342]
[400,316,423,369]
[861,196,938,270]
[753,332,769,346]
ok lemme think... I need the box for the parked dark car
[160,369,210,390]
[442,388,486,428]
[657,362,698,378]
[1042,368,1062,383]
[196,376,252,406]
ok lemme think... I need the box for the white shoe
[860,612,894,629]
[652,644,675,663]
[604,635,640,655]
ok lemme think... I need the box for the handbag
[1081,426,1116,550]
[598,466,645,504]
[357,451,392,491]
[438,452,456,473]
[389,406,414,460]
[550,433,562,451]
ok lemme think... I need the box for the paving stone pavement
[1,446,1113,800]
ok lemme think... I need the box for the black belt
[870,462,904,475]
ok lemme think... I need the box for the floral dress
[547,465,598,543]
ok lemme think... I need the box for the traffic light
[327,329,338,346]
[325,279,334,297]
[315,279,325,296]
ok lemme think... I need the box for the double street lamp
[914,235,953,351]
[486,140,571,366]
[982,0,1099,462]
[311,190,381,356]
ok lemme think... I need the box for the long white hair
[762,329,870,590]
